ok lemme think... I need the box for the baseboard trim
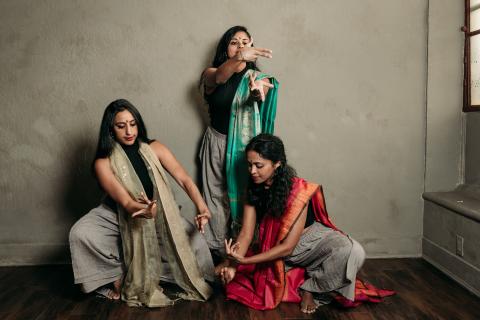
[367,253,422,259]
[423,237,480,297]
[0,243,70,266]
[0,242,430,266]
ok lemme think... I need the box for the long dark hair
[211,25,258,70]
[93,99,151,162]
[246,134,296,218]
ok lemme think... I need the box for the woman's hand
[237,38,273,62]
[219,266,237,285]
[249,72,274,102]
[132,192,157,219]
[225,238,245,264]
[195,209,211,234]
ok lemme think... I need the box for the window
[464,0,480,111]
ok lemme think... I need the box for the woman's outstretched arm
[226,206,308,265]
[150,141,211,232]
[218,203,257,284]
[230,203,258,257]
[202,42,272,93]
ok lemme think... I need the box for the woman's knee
[350,239,366,268]
[69,219,90,245]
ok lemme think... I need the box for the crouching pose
[69,99,213,307]
[219,134,393,313]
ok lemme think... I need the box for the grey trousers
[198,126,230,253]
[285,222,365,301]
[69,204,214,293]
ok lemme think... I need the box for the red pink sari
[225,177,394,310]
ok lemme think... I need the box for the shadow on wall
[61,134,102,232]
[188,41,216,188]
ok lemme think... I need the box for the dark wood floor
[0,258,479,320]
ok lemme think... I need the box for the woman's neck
[120,140,139,152]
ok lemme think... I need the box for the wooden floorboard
[0,259,478,320]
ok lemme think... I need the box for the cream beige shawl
[109,142,212,307]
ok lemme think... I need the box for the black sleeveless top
[305,201,316,228]
[205,67,249,134]
[104,141,154,210]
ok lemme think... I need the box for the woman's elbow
[215,73,227,85]
[178,176,193,191]
[282,244,296,257]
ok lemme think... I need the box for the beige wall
[425,0,465,192]
[0,0,428,264]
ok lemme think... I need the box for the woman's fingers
[195,214,208,233]
[241,47,272,61]
[132,210,142,218]
[263,81,274,88]
[196,213,210,219]
[197,217,207,233]
[140,192,153,205]
[132,199,157,219]
[253,47,273,58]
[220,268,227,284]
[224,239,229,254]
[231,242,240,252]
[132,210,147,218]
[249,72,256,86]
[259,89,265,101]
[225,238,233,254]
[221,268,229,284]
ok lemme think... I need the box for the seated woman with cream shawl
[69,99,213,307]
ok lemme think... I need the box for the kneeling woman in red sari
[219,134,393,313]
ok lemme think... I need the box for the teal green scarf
[226,69,279,231]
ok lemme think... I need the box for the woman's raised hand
[237,38,272,62]
[195,209,211,234]
[249,71,274,102]
[132,192,157,219]
[225,238,244,263]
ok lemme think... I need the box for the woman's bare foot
[300,290,319,314]
[95,286,120,300]
[113,277,122,298]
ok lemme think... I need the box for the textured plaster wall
[0,0,427,264]
[424,0,464,192]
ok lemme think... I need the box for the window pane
[471,1,480,106]
[472,0,480,30]
[471,36,480,105]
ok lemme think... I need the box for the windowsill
[423,185,480,223]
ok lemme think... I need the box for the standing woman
[200,26,278,258]
[69,99,213,307]
[220,134,394,313]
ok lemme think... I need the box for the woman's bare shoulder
[148,140,172,158]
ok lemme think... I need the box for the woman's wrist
[228,259,240,267]
[236,50,245,62]
[197,205,210,216]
